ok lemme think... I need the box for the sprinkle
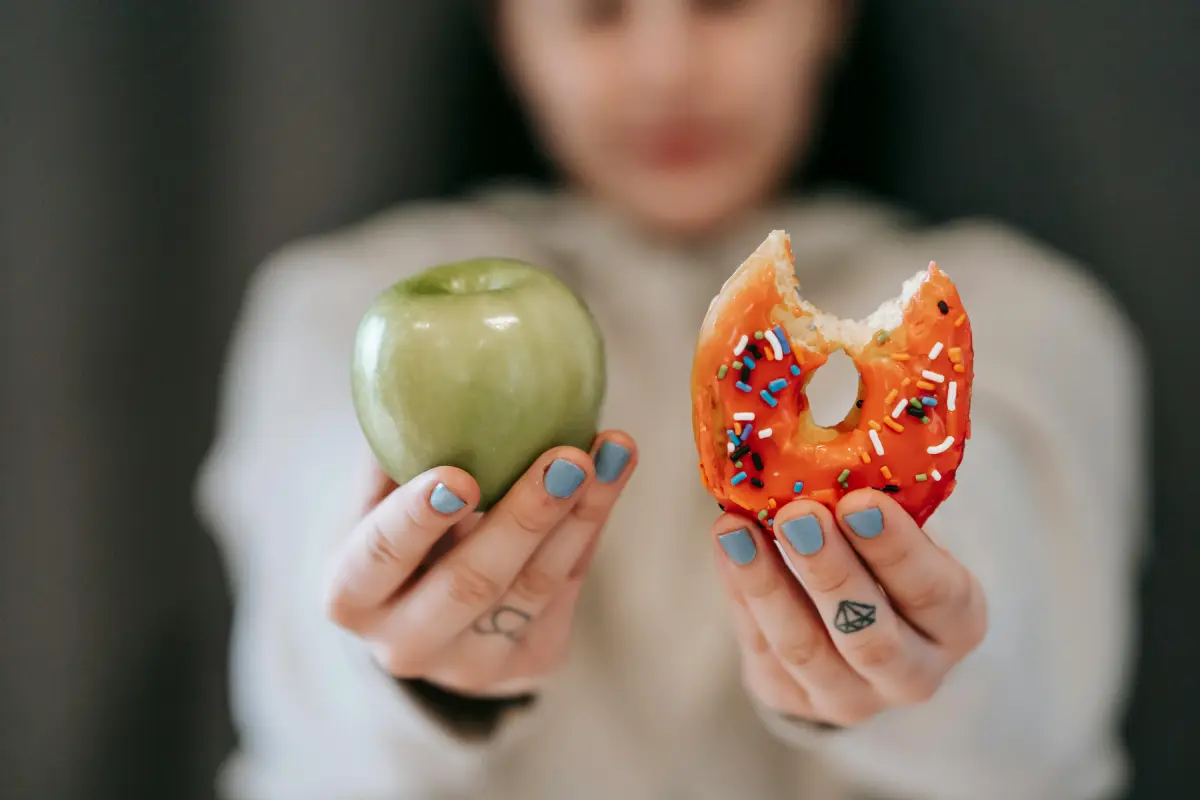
[733,412,755,421]
[901,377,912,387]
[909,397,922,408]
[731,471,748,486]
[793,481,804,493]
[768,498,777,509]
[916,473,929,482]
[905,406,925,419]
[921,416,930,424]
[880,465,893,480]
[717,365,728,379]
[916,380,936,391]
[740,366,751,382]
[727,442,734,453]
[948,347,963,363]
[768,378,788,392]
[747,343,763,360]
[732,360,743,369]
[921,397,938,406]
[856,399,864,408]
[757,427,773,439]
[754,331,764,340]
[859,451,872,464]
[931,469,942,481]
[766,518,774,526]
[751,452,764,471]
[750,477,765,488]
[884,418,905,433]
[868,420,882,431]
[735,460,743,468]
[881,484,900,493]
[928,341,944,360]
[891,353,911,361]
[837,468,851,483]
[948,381,958,411]
[927,435,956,455]
[764,346,774,361]
[743,355,756,370]
[727,429,740,446]
[718,503,725,511]
[869,429,885,456]
[954,312,966,327]
[921,370,946,383]
[954,364,966,373]
[757,509,768,520]
[885,388,899,405]
[937,300,950,314]
[763,329,783,361]
[731,443,751,461]
[735,381,752,392]
[772,326,791,354]
[790,364,802,377]
[876,330,890,344]
[760,391,778,407]
[734,422,742,436]
[741,424,753,439]
[891,398,909,419]
[733,335,749,356]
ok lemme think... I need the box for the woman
[197,1,1145,798]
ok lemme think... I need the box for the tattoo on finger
[833,600,877,634]
[472,605,533,642]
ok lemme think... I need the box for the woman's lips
[633,125,725,170]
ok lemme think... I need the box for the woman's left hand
[713,490,988,727]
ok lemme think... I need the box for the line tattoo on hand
[472,605,533,642]
[833,600,877,634]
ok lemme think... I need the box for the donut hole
[804,348,862,429]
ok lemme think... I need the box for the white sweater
[196,186,1146,800]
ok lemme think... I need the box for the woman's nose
[627,7,697,99]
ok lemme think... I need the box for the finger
[712,515,875,717]
[771,501,945,705]
[721,578,814,718]
[835,490,987,655]
[378,447,595,657]
[325,467,478,630]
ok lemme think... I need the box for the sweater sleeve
[758,222,1148,800]
[195,204,554,799]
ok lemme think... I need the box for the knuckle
[776,633,825,671]
[509,562,560,605]
[444,560,504,609]
[568,496,611,526]
[741,569,783,601]
[848,631,904,671]
[871,542,916,571]
[903,575,954,612]
[379,647,424,678]
[824,697,880,727]
[365,520,406,567]
[806,563,854,595]
[507,498,555,537]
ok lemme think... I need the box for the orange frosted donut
[691,230,973,529]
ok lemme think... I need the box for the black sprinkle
[751,452,764,471]
[740,365,751,383]
[937,300,950,315]
[749,477,765,488]
[881,484,901,493]
[905,405,926,419]
[855,399,864,409]
[717,503,726,511]
[730,443,751,461]
[747,343,763,359]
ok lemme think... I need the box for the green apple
[351,258,606,511]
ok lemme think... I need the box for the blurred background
[1,1,1197,798]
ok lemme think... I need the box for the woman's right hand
[324,431,637,698]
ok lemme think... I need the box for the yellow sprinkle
[954,364,966,373]
[859,451,871,464]
[901,377,912,387]
[880,465,893,480]
[884,389,898,405]
[884,418,905,433]
[954,313,966,327]
[868,420,882,431]
[948,347,963,363]
[735,422,742,436]
[891,353,911,361]
[768,497,777,509]
[916,380,936,391]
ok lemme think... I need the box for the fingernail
[430,482,466,514]
[781,514,823,555]
[594,441,631,483]
[545,459,587,498]
[718,528,757,565]
[845,507,884,538]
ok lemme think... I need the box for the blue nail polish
[545,459,586,498]
[781,514,823,555]
[719,528,757,565]
[845,507,884,538]
[430,482,466,514]
[594,441,631,483]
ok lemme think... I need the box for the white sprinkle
[727,441,734,453]
[927,436,955,455]
[869,429,885,456]
[764,328,784,361]
[891,398,908,419]
[733,334,749,356]
[733,412,756,421]
[921,370,946,383]
[928,341,944,360]
[948,381,958,411]
[757,428,773,439]
[931,469,943,481]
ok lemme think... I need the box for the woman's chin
[619,185,762,242]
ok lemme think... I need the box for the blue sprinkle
[773,326,791,355]
[741,424,753,439]
[793,481,804,493]
[760,390,778,407]
[768,378,788,393]
[766,518,775,527]
[731,471,748,486]
[790,364,802,377]
[921,397,938,406]
[743,355,756,370]
[727,429,740,446]
[735,381,752,392]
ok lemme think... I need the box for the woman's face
[498,0,844,237]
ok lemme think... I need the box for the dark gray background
[1,2,1196,798]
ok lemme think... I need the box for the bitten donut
[691,230,973,529]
